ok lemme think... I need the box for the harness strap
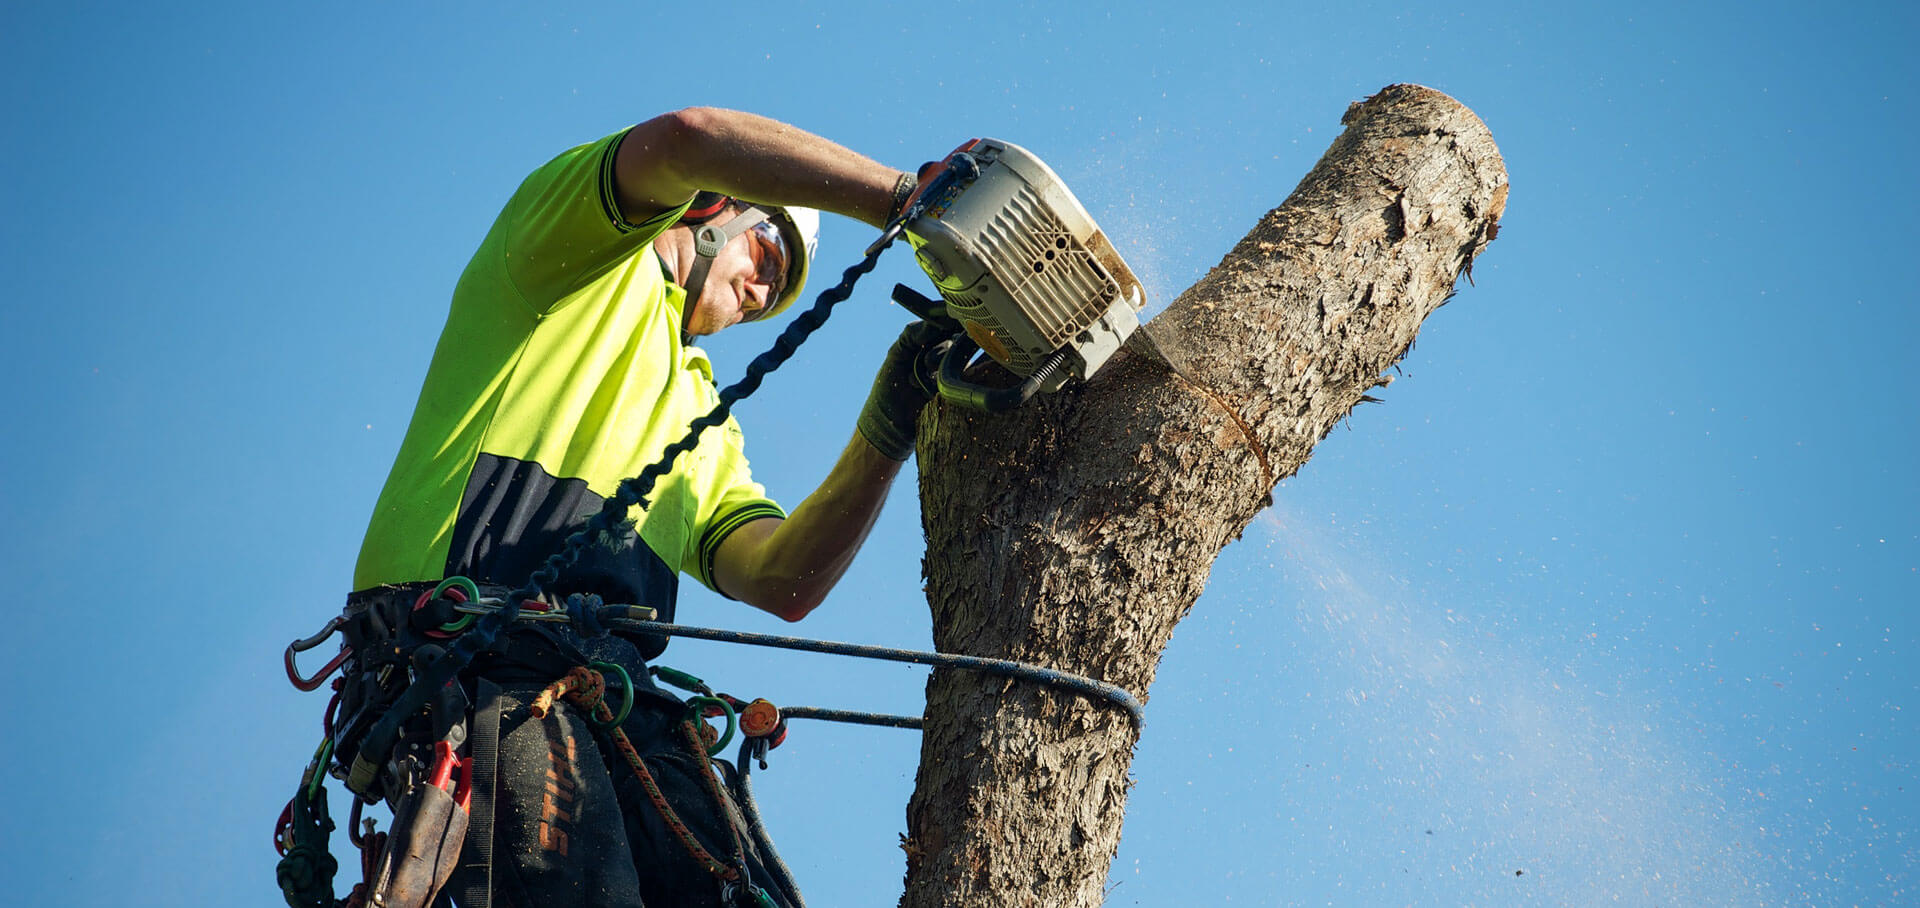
[456,677,502,908]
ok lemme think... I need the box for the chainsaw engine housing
[905,139,1145,393]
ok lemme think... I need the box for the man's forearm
[616,107,905,228]
[716,434,904,621]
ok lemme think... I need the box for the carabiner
[285,615,350,692]
[275,735,335,855]
[586,661,636,730]
[721,879,778,908]
[687,695,737,757]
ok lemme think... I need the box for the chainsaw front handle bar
[937,336,1063,412]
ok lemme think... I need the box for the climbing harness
[276,589,1143,905]
[275,156,1145,908]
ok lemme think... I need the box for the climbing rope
[626,619,1145,728]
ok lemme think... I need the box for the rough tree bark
[898,85,1508,907]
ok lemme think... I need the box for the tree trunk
[899,84,1508,907]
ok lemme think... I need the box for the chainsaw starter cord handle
[896,140,981,218]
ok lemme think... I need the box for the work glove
[857,319,958,461]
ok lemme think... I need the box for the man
[347,108,943,907]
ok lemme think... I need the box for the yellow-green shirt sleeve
[496,128,693,314]
[685,407,787,598]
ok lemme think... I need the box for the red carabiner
[285,615,350,691]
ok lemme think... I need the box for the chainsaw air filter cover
[905,139,1146,393]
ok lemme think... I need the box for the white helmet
[760,204,819,319]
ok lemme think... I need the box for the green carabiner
[652,665,711,695]
[587,661,635,729]
[686,696,736,756]
[304,735,335,803]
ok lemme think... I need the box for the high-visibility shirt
[354,128,784,637]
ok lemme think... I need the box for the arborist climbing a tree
[284,108,951,908]
[275,96,1173,908]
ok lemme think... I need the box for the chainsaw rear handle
[936,336,1064,412]
[865,149,983,258]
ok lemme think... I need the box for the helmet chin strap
[681,207,772,316]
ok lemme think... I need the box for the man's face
[683,220,789,337]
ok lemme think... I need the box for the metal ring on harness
[411,578,478,636]
[586,660,636,729]
[433,575,481,602]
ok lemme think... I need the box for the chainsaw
[892,139,1149,411]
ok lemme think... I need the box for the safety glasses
[744,219,789,314]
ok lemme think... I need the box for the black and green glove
[857,319,958,461]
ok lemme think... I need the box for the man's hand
[857,320,958,461]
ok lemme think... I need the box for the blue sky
[3,1,1913,905]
